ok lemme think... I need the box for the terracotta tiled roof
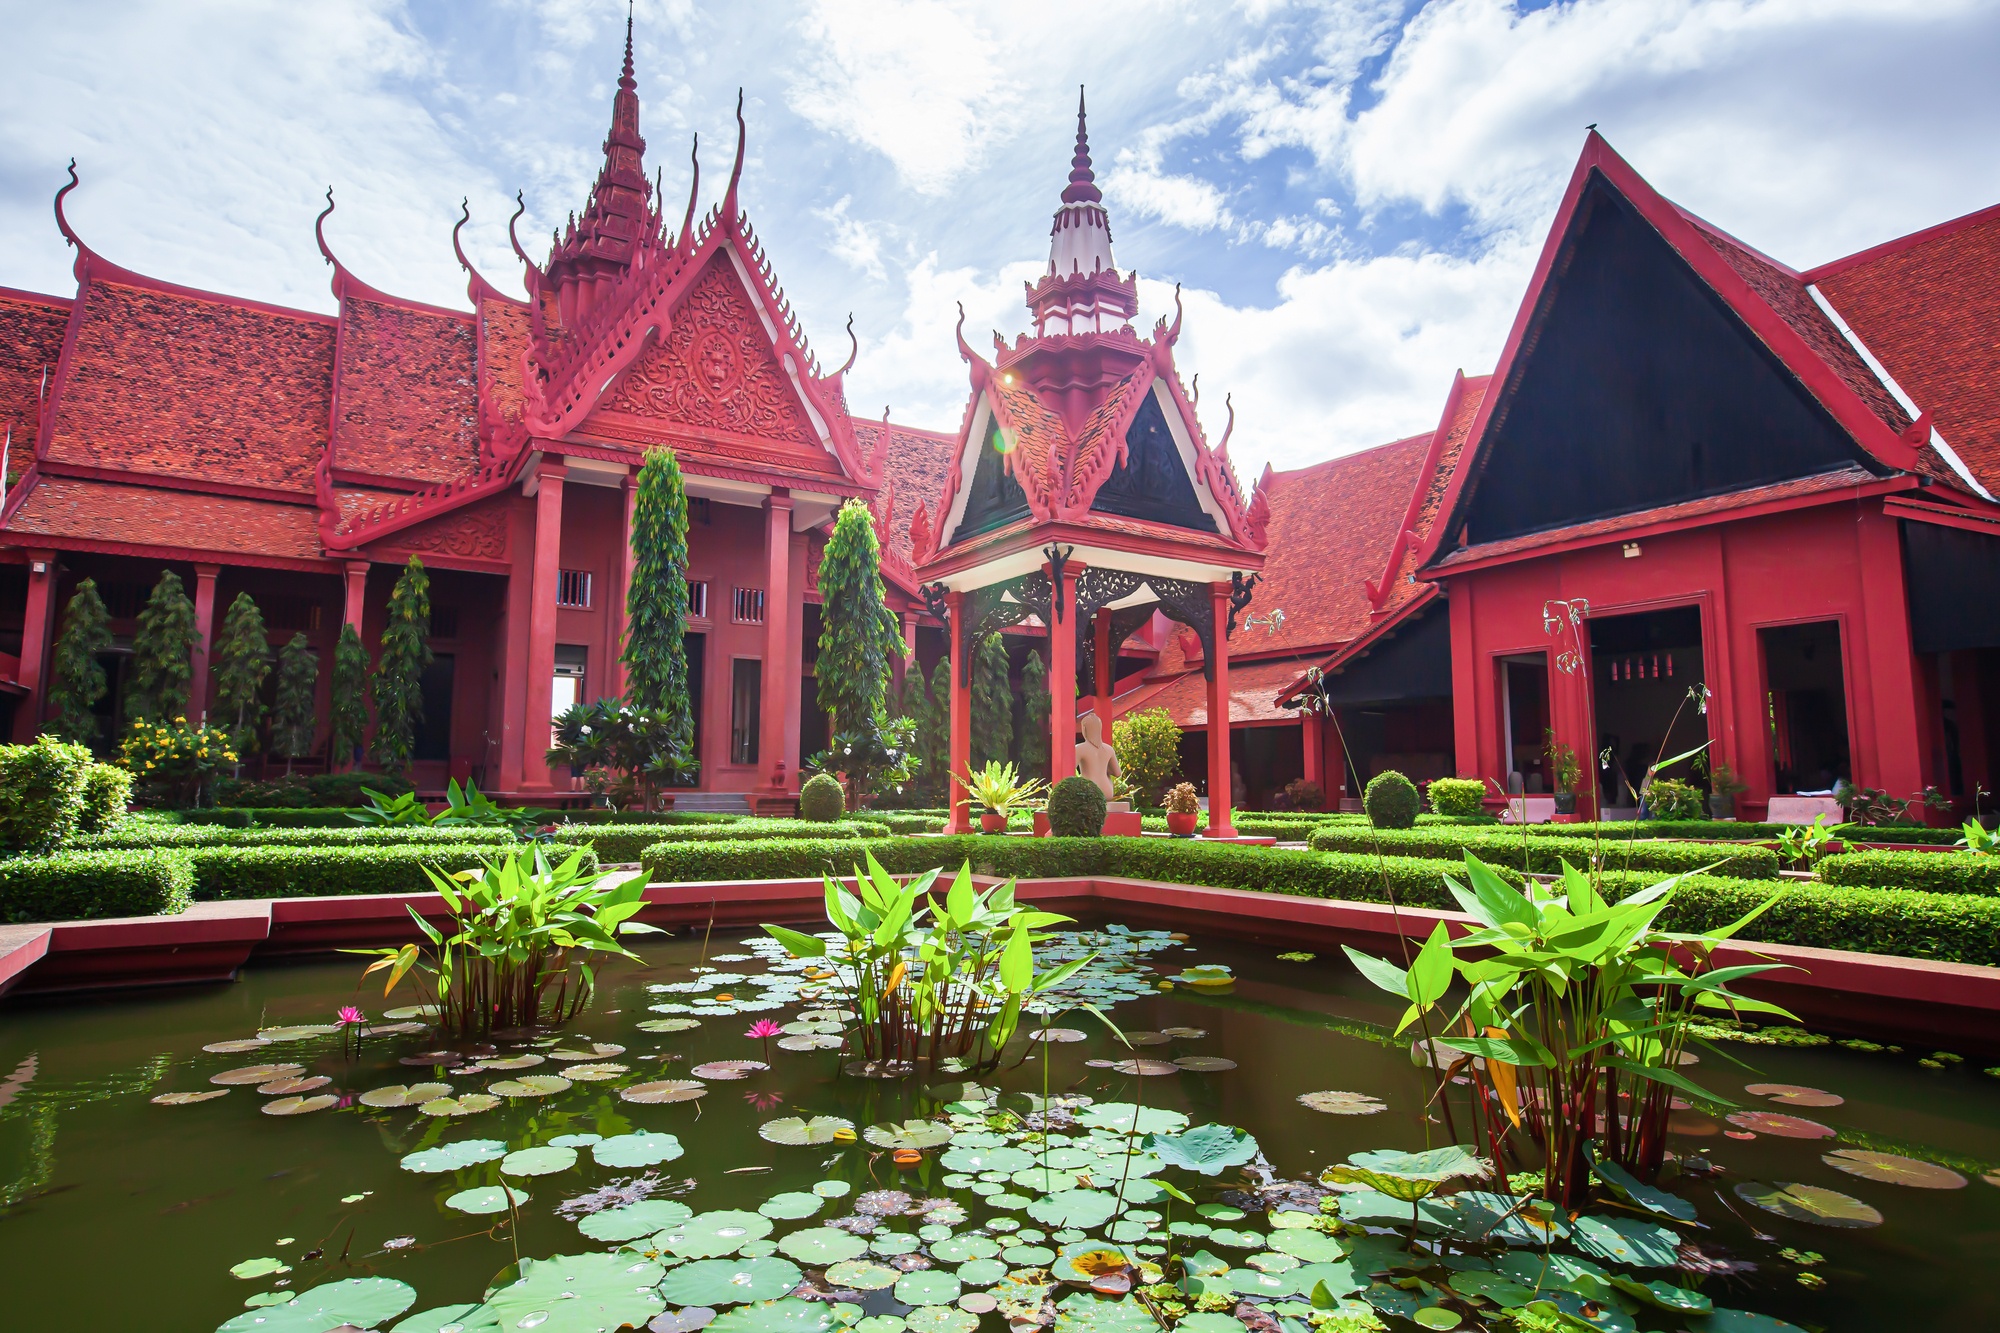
[0,289,69,449]
[1434,464,1882,568]
[1067,368,1150,505]
[988,379,1068,508]
[49,280,333,494]
[333,297,479,484]
[8,476,325,561]
[333,485,408,522]
[1150,657,1316,728]
[1811,205,2000,494]
[1379,377,1489,610]
[479,298,532,430]
[856,419,954,568]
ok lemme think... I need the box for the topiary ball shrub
[1047,776,1107,838]
[1363,770,1421,830]
[79,763,134,835]
[1427,777,1487,818]
[798,773,846,823]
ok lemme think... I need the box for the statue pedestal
[1032,809,1144,837]
[1106,800,1131,813]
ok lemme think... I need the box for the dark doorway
[730,658,761,766]
[1499,653,1550,793]
[1589,606,1706,808]
[674,631,705,786]
[414,655,455,762]
[1761,621,1850,795]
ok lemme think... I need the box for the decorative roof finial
[620,0,636,92]
[314,187,337,266]
[723,89,747,218]
[53,158,81,248]
[678,134,700,250]
[833,313,858,377]
[452,197,474,272]
[1063,85,1101,204]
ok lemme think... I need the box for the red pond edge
[4,876,1998,1053]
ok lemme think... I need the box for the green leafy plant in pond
[1344,852,1790,1209]
[349,845,661,1037]
[761,850,1091,1076]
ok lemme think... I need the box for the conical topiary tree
[370,556,432,774]
[210,592,269,769]
[45,578,112,746]
[622,448,695,776]
[816,499,901,738]
[1019,647,1050,781]
[972,631,1013,768]
[129,569,197,722]
[330,623,370,769]
[270,632,319,775]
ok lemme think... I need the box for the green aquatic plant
[349,846,660,1038]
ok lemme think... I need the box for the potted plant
[1164,781,1201,836]
[1706,760,1748,819]
[1544,730,1582,815]
[958,761,1046,833]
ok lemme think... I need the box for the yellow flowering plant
[121,716,238,808]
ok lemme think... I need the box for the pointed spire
[620,0,636,92]
[1062,86,1101,204]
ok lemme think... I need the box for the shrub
[121,718,237,808]
[1112,708,1182,804]
[0,735,94,853]
[1165,782,1200,816]
[214,772,416,809]
[1363,770,1421,829]
[79,764,133,835]
[1047,776,1106,837]
[1646,778,1704,821]
[1304,824,1779,879]
[188,843,599,902]
[543,818,888,864]
[1816,850,2000,895]
[0,848,196,923]
[1277,778,1324,812]
[798,774,846,822]
[1428,777,1487,818]
[78,825,518,851]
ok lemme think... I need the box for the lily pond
[3,923,1999,1333]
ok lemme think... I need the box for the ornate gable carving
[597,255,820,447]
[373,497,511,562]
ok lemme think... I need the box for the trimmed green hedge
[546,819,889,863]
[189,844,599,902]
[1816,850,2000,895]
[0,849,196,923]
[76,825,520,851]
[1304,824,1779,879]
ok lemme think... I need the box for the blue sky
[4,0,1999,480]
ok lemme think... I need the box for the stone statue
[1075,713,1121,800]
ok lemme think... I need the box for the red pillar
[1204,582,1236,838]
[1855,506,1927,798]
[1322,714,1347,809]
[607,475,637,702]
[13,550,58,741]
[1302,707,1326,807]
[946,590,972,833]
[1093,607,1113,715]
[522,462,566,791]
[497,505,534,793]
[1048,560,1081,787]
[760,489,794,795]
[342,561,369,631]
[190,564,220,721]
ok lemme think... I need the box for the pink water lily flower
[745,1019,783,1061]
[337,1006,365,1026]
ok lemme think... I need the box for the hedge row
[77,825,521,851]
[635,835,2000,966]
[0,849,196,923]
[1816,850,2000,895]
[1303,824,1779,879]
[1524,819,1964,847]
[544,819,890,863]
[188,843,599,902]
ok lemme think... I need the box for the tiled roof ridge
[324,450,522,548]
[1804,198,2000,284]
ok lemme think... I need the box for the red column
[1204,582,1236,838]
[497,504,533,793]
[1049,561,1081,787]
[1855,506,1927,798]
[191,564,220,721]
[760,489,794,794]
[1093,607,1113,712]
[1302,707,1325,806]
[946,590,972,833]
[1321,714,1347,810]
[13,550,58,740]
[523,462,566,791]
[342,561,369,631]
[607,475,637,702]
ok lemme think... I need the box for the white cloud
[1103,163,1234,232]
[812,195,888,280]
[843,252,1043,432]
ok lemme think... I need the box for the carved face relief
[696,333,736,394]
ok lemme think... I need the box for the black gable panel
[1308,601,1452,706]
[957,415,1031,539]
[1460,176,1883,547]
[1092,392,1218,532]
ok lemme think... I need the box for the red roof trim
[1367,375,1466,611]
[1883,494,2000,536]
[35,459,314,507]
[0,530,336,574]
[1803,200,2000,284]
[0,285,71,311]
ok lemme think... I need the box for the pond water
[3,924,1998,1332]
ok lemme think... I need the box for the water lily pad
[216,1277,416,1332]
[777,1226,868,1264]
[480,1054,546,1071]
[864,1119,953,1150]
[481,1252,667,1333]
[1077,1104,1188,1136]
[1296,1090,1386,1116]
[1170,1057,1235,1072]
[1589,1150,1697,1221]
[262,1094,337,1116]
[580,1199,694,1241]
[939,1144,1033,1173]
[825,1260,901,1290]
[957,1258,1008,1287]
[1744,1083,1843,1108]
[231,1256,292,1279]
[257,1074,333,1095]
[564,1062,630,1081]
[663,1210,778,1258]
[1026,1189,1117,1230]
[623,1079,708,1103]
[1325,1146,1487,1201]
[1002,1243,1057,1266]
[760,1116,855,1146]
[932,1234,1002,1263]
[693,1060,770,1080]
[1734,1181,1883,1227]
[895,1270,962,1306]
[400,1138,508,1173]
[709,1300,839,1333]
[759,1191,824,1220]
[1687,1311,1809,1333]
[257,1024,341,1041]
[661,1256,806,1306]
[1030,1028,1088,1043]
[1607,1276,1711,1314]
[491,1074,572,1098]
[419,1093,500,1117]
[869,1231,921,1255]
[211,1064,304,1086]
[447,1184,529,1214]
[1052,1292,1154,1333]
[360,1082,453,1108]
[1723,1112,1834,1139]
[1106,1059,1178,1076]
[550,1133,603,1148]
[153,1090,230,1105]
[594,1131,686,1168]
[1570,1214,1682,1266]
[1146,1124,1259,1177]
[203,1038,270,1054]
[639,1018,703,1033]
[390,1304,480,1332]
[383,1004,439,1020]
[1267,1228,1346,1263]
[906,1308,977,1333]
[1822,1148,1966,1189]
[501,1145,578,1176]
[777,1034,845,1051]
[814,1180,853,1198]
[551,1042,626,1061]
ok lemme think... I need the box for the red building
[0,31,951,805]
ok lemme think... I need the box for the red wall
[1442,496,1929,817]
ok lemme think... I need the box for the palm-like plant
[957,760,1046,818]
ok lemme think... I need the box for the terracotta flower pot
[1166,811,1199,837]
[980,810,1009,834]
